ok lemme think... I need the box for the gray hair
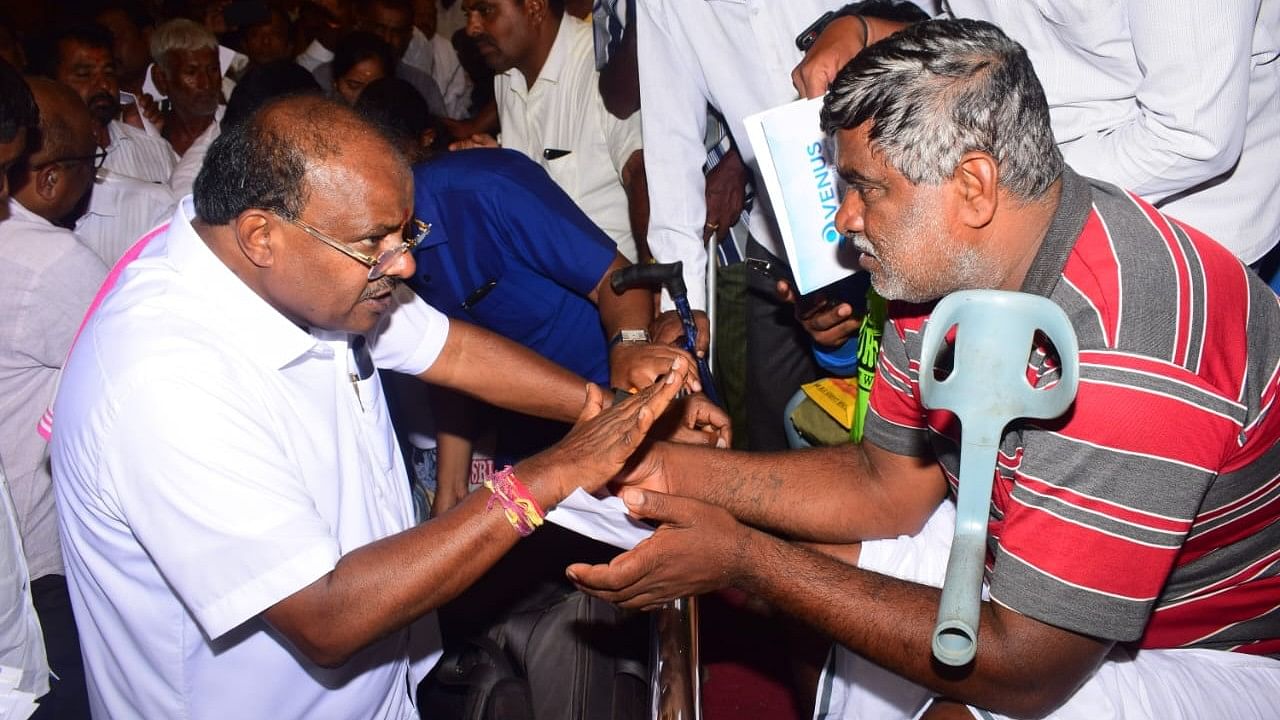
[149,18,217,67]
[820,19,1062,200]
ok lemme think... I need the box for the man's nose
[388,246,416,279]
[835,188,865,237]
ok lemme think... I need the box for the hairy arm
[572,490,1109,718]
[740,530,1110,717]
[417,318,593,424]
[625,438,946,542]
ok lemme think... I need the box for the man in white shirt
[296,0,354,71]
[794,0,1280,267]
[36,24,178,265]
[1,76,107,720]
[49,94,703,719]
[636,0,860,449]
[0,60,50,720]
[312,0,449,117]
[461,0,647,262]
[149,19,223,160]
[37,24,176,185]
[404,0,473,118]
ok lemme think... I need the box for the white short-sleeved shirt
[495,14,642,261]
[51,198,450,720]
[103,120,177,184]
[0,460,50,707]
[404,27,473,120]
[76,169,177,267]
[949,0,1280,262]
[0,199,108,581]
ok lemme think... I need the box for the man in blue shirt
[411,147,622,386]
[406,146,705,500]
[402,147,713,676]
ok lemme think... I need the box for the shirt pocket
[540,151,582,204]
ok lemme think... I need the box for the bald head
[26,76,96,165]
[12,76,98,222]
[194,94,407,226]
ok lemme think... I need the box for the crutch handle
[919,290,1078,666]
[611,261,687,299]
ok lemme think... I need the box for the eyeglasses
[285,215,430,281]
[36,149,109,171]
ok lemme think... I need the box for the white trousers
[813,501,1280,720]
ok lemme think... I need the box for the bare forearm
[739,532,1108,717]
[422,320,592,424]
[653,441,943,542]
[621,150,652,264]
[268,462,565,666]
[594,254,655,338]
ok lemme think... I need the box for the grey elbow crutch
[918,290,1079,667]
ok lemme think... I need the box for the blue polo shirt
[407,149,619,461]
[408,149,617,384]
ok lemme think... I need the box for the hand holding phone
[750,258,868,347]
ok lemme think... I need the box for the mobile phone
[746,257,794,285]
[747,258,869,317]
[795,10,837,52]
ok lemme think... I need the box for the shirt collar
[505,14,575,92]
[410,169,450,250]
[164,197,327,370]
[1018,166,1093,298]
[6,197,53,228]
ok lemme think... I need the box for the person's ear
[952,151,998,229]
[35,164,61,202]
[525,0,547,23]
[419,128,436,151]
[235,210,277,269]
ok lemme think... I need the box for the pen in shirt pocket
[542,148,571,160]
[462,279,498,310]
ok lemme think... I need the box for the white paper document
[744,97,861,295]
[545,489,655,551]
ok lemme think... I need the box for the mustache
[87,92,116,107]
[358,278,400,302]
[842,231,872,254]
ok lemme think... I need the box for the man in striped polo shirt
[568,19,1280,720]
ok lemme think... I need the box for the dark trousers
[744,238,823,451]
[30,574,90,720]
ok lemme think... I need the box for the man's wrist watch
[609,329,650,348]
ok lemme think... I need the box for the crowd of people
[1,0,1277,719]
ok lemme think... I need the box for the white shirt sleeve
[600,102,643,179]
[432,36,474,120]
[636,0,714,309]
[369,285,450,376]
[1052,0,1257,201]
